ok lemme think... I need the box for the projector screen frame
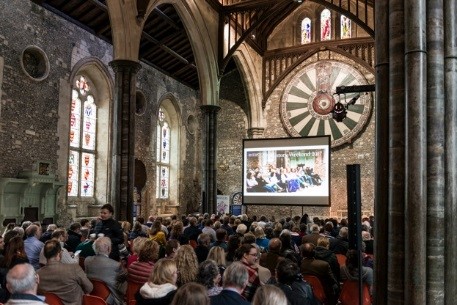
[242,136,331,207]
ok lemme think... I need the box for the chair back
[89,278,111,300]
[126,281,143,303]
[302,275,327,304]
[79,256,86,270]
[43,292,65,305]
[338,280,371,305]
[83,294,107,305]
[336,253,347,266]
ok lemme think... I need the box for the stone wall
[0,1,201,225]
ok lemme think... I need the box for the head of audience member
[138,239,160,262]
[316,237,330,249]
[301,243,315,259]
[80,219,90,229]
[279,230,293,251]
[268,238,282,253]
[121,221,131,233]
[252,284,288,305]
[276,258,301,285]
[362,231,372,241]
[6,263,39,295]
[254,227,266,239]
[43,240,62,261]
[137,217,145,225]
[150,220,162,235]
[236,224,247,235]
[1,236,27,268]
[237,243,258,267]
[93,237,112,256]
[131,237,148,255]
[324,222,334,234]
[148,258,178,286]
[222,262,248,293]
[69,222,81,233]
[215,229,226,242]
[131,221,142,233]
[197,259,221,290]
[171,221,184,237]
[21,221,32,232]
[339,227,349,239]
[242,232,256,245]
[165,239,180,258]
[234,218,241,227]
[207,246,226,267]
[25,225,41,239]
[197,233,211,248]
[3,230,20,247]
[51,229,68,244]
[12,227,25,240]
[171,282,209,305]
[175,245,199,285]
[46,224,57,232]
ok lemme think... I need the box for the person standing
[93,204,124,261]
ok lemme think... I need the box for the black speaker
[347,164,362,251]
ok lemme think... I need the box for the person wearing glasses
[236,243,261,302]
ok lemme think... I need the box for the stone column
[247,127,264,139]
[374,0,389,303]
[426,1,446,304]
[444,1,457,304]
[109,60,141,221]
[200,105,220,215]
[376,1,457,304]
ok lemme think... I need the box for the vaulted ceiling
[30,0,306,91]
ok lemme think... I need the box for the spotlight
[332,101,347,122]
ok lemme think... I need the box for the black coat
[277,280,320,305]
[94,218,123,261]
[210,289,250,305]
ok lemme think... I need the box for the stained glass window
[156,107,170,199]
[301,18,312,44]
[341,15,352,39]
[68,75,97,197]
[320,9,331,41]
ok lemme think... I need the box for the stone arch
[232,43,265,130]
[143,0,219,106]
[57,57,114,216]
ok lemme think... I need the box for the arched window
[68,75,97,197]
[320,9,332,41]
[301,17,312,44]
[156,107,170,199]
[341,15,352,39]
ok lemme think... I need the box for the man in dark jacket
[276,259,318,305]
[210,262,250,305]
[66,222,82,253]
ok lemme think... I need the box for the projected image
[243,136,330,206]
[245,149,326,193]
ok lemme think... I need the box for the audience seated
[197,260,222,296]
[5,263,46,305]
[75,231,96,259]
[314,237,341,282]
[259,238,284,278]
[175,245,198,287]
[252,284,288,305]
[39,229,78,266]
[66,223,82,253]
[84,237,127,305]
[128,239,159,285]
[37,240,93,305]
[340,249,373,295]
[194,234,210,264]
[330,227,349,255]
[24,225,44,270]
[235,243,261,302]
[171,282,209,305]
[209,262,250,305]
[300,243,339,305]
[136,258,178,305]
[275,259,318,305]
